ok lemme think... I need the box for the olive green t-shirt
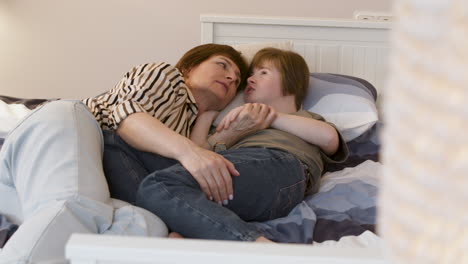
[230,110,349,194]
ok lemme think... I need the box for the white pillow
[0,101,32,138]
[304,73,379,142]
[232,41,294,64]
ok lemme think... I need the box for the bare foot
[168,232,184,239]
[255,236,273,243]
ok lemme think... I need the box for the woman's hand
[206,104,277,155]
[216,106,244,131]
[178,142,239,205]
[216,103,277,132]
[117,112,237,204]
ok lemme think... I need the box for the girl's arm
[271,112,339,155]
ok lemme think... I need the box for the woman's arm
[190,111,219,149]
[117,112,198,160]
[100,63,237,204]
[117,112,238,204]
[271,113,339,155]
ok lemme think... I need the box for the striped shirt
[82,62,198,137]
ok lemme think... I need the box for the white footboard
[66,234,389,264]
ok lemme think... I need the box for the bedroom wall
[0,0,392,99]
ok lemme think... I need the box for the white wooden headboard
[201,15,391,93]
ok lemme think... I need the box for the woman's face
[185,55,241,111]
[244,61,282,104]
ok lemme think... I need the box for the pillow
[232,41,294,64]
[0,96,54,139]
[0,100,33,138]
[304,73,379,142]
[214,73,379,142]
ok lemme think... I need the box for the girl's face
[244,61,282,105]
[185,55,240,110]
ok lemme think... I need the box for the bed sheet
[254,160,381,245]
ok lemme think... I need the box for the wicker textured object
[379,0,468,263]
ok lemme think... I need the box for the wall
[0,0,392,99]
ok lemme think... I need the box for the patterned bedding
[255,160,380,244]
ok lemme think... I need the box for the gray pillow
[304,73,379,142]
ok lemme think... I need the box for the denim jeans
[102,130,178,204]
[135,147,307,241]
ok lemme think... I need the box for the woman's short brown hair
[176,44,248,89]
[250,48,310,110]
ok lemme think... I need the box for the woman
[90,44,254,204]
[135,48,349,242]
[0,44,249,262]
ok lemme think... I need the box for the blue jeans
[135,147,307,241]
[102,130,178,204]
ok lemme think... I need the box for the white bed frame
[201,15,391,95]
[66,15,392,264]
[66,234,389,264]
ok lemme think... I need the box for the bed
[0,15,391,264]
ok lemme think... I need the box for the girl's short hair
[176,44,248,89]
[250,48,310,110]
